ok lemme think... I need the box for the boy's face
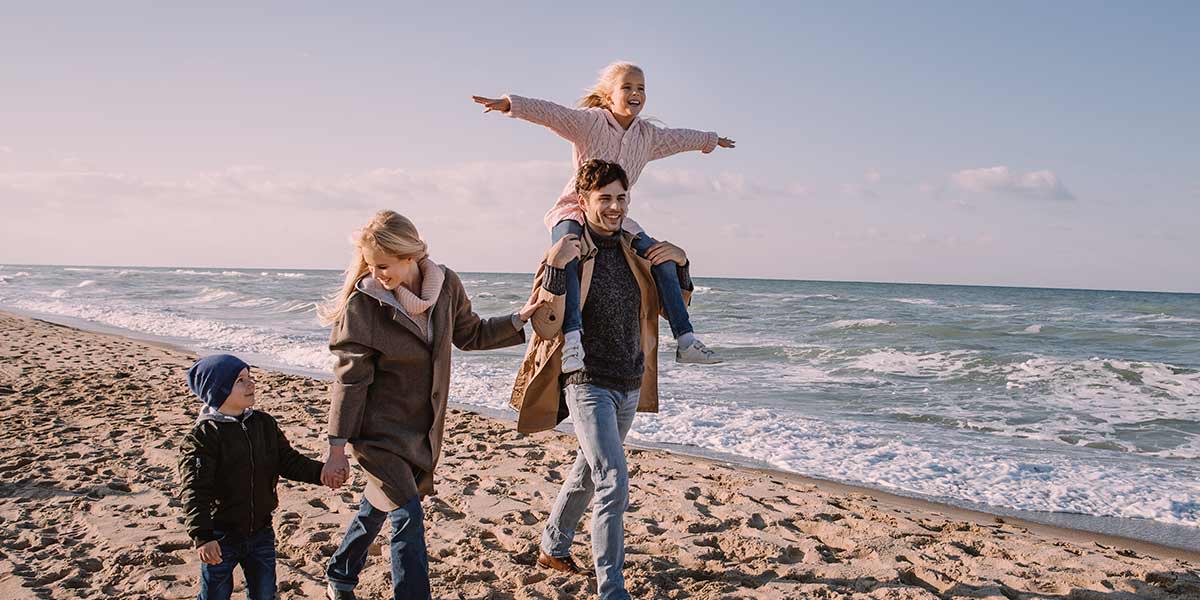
[578,180,629,235]
[219,368,256,414]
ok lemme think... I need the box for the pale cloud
[950,166,1075,201]
[864,168,882,183]
[0,146,12,154]
[0,161,808,272]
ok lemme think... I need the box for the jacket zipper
[240,420,255,536]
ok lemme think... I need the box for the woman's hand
[644,240,688,266]
[717,136,736,149]
[472,96,511,113]
[198,540,222,565]
[517,288,552,322]
[546,234,581,269]
[322,446,350,489]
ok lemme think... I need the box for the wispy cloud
[950,166,1075,201]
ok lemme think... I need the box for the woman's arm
[473,94,595,144]
[448,269,529,351]
[327,295,379,442]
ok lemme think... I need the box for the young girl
[316,210,551,600]
[473,60,734,373]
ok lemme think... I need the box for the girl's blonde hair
[578,61,644,109]
[317,210,428,326]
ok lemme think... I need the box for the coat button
[432,392,440,400]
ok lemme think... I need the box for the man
[511,159,695,600]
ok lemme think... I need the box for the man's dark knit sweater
[542,225,695,392]
[567,227,644,392]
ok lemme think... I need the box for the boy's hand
[198,540,222,565]
[546,234,581,269]
[517,289,552,322]
[472,95,510,113]
[717,136,736,148]
[643,240,688,266]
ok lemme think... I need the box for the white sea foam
[77,280,97,288]
[8,298,332,371]
[891,297,938,306]
[825,318,894,329]
[183,288,239,304]
[845,348,976,378]
[1012,324,1043,334]
[230,297,277,308]
[49,289,67,298]
[620,398,1200,527]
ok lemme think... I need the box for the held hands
[472,96,511,113]
[322,447,350,490]
[644,241,688,267]
[198,540,222,565]
[518,288,552,322]
[717,136,736,149]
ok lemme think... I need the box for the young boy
[179,354,343,600]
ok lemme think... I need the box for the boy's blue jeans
[551,219,693,339]
[198,526,276,600]
[326,495,430,600]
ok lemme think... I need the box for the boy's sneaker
[561,331,585,373]
[327,583,357,600]
[676,339,722,364]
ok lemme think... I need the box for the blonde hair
[578,61,644,109]
[317,210,428,326]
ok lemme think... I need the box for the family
[178,61,736,600]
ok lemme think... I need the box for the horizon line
[5,262,1198,297]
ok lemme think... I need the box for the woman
[316,210,566,600]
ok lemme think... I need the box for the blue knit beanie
[187,354,250,408]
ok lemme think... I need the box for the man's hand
[717,136,736,148]
[643,240,688,266]
[198,540,222,565]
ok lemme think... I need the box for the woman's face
[361,244,413,291]
[608,70,646,119]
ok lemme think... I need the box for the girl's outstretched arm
[472,94,595,144]
[649,124,736,161]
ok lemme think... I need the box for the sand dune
[0,311,1197,599]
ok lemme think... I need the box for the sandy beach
[0,310,1197,599]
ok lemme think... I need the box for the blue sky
[2,2,1197,292]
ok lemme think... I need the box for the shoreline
[9,306,1200,558]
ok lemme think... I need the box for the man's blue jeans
[541,383,641,600]
[198,526,276,600]
[326,496,430,600]
[551,219,694,339]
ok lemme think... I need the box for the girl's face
[361,244,414,291]
[607,70,646,119]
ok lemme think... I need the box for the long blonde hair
[318,210,428,326]
[578,61,644,109]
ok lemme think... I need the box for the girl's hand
[472,96,511,113]
[517,288,552,322]
[717,137,736,149]
[546,234,581,269]
[644,241,688,266]
[198,540,222,565]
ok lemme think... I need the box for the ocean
[2,264,1197,547]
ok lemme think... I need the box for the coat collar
[356,265,450,347]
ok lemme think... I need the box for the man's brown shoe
[537,551,593,576]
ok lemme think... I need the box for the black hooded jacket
[178,410,323,546]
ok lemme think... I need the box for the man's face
[579,180,629,235]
